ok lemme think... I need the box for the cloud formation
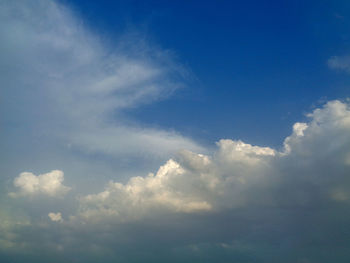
[2,100,350,263]
[75,100,350,223]
[9,170,70,198]
[48,212,63,222]
[1,0,350,262]
[0,0,202,171]
[79,158,212,221]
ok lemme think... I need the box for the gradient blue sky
[64,0,350,147]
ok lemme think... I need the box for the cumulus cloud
[1,0,350,262]
[2,100,350,262]
[48,212,63,222]
[77,139,276,222]
[74,100,350,224]
[9,170,70,198]
[79,158,212,221]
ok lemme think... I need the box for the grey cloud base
[2,100,350,263]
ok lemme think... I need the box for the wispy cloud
[328,55,350,73]
[0,0,202,166]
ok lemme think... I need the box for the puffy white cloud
[10,170,70,198]
[1,99,350,262]
[76,100,350,222]
[77,137,279,222]
[79,158,212,221]
[215,139,275,165]
[48,212,63,222]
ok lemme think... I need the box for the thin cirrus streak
[0,0,203,165]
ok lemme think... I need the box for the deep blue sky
[63,0,350,148]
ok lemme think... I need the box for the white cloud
[10,170,70,198]
[48,212,63,222]
[76,100,350,222]
[1,0,350,261]
[79,158,212,221]
[2,99,350,262]
[215,139,275,164]
[0,0,203,172]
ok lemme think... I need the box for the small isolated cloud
[328,55,350,73]
[48,212,63,222]
[10,170,70,198]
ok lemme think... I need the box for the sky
[1,0,350,262]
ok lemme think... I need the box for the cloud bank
[2,100,350,262]
[76,100,350,221]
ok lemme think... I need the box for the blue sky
[64,0,350,147]
[1,1,350,262]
